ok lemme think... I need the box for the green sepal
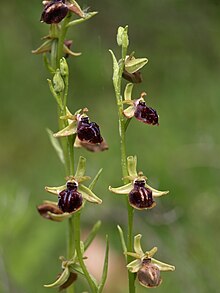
[109,49,119,89]
[146,247,158,258]
[146,184,169,197]
[63,44,82,56]
[124,83,134,101]
[32,39,52,54]
[78,184,102,204]
[123,105,135,119]
[134,234,144,256]
[151,258,175,272]
[127,259,142,273]
[53,121,77,137]
[47,128,65,164]
[45,184,66,195]
[44,267,70,288]
[67,11,98,27]
[98,235,109,293]
[47,211,71,222]
[125,57,148,74]
[126,252,141,259]
[84,221,102,251]
[127,156,138,177]
[109,183,133,194]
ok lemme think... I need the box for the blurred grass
[0,0,220,292]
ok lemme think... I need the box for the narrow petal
[109,183,133,194]
[78,184,102,204]
[151,258,175,272]
[126,252,141,259]
[145,247,158,258]
[45,185,66,195]
[53,122,77,137]
[44,267,70,288]
[123,105,136,118]
[146,184,169,197]
[127,259,142,273]
[63,44,82,56]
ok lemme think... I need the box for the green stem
[57,12,72,64]
[114,42,135,293]
[74,212,97,293]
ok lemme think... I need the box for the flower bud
[60,57,69,77]
[58,181,83,213]
[41,0,68,24]
[129,179,156,210]
[134,100,159,125]
[53,69,65,93]
[137,259,162,288]
[77,117,103,144]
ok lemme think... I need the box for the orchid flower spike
[109,156,169,210]
[126,234,175,288]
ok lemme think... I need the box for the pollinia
[34,1,175,292]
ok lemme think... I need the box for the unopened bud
[53,69,65,93]
[60,57,69,77]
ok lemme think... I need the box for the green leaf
[44,267,70,288]
[75,156,86,178]
[78,184,102,204]
[124,83,134,101]
[117,225,127,258]
[109,183,133,194]
[89,168,103,190]
[109,49,119,89]
[47,128,65,165]
[98,235,109,293]
[84,221,102,251]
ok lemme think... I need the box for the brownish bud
[122,70,143,83]
[137,259,162,288]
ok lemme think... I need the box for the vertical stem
[114,42,135,292]
[74,212,97,293]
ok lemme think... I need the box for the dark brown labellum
[134,101,159,125]
[59,272,77,291]
[129,180,155,209]
[58,182,83,213]
[41,0,68,24]
[122,69,143,83]
[77,117,103,144]
[137,260,162,288]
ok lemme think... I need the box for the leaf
[47,128,65,164]
[84,220,102,251]
[109,49,119,89]
[109,183,133,194]
[89,168,103,190]
[117,225,127,257]
[98,235,109,293]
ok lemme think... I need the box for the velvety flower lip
[41,0,69,24]
[109,156,169,210]
[123,92,159,126]
[126,234,175,288]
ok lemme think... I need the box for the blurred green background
[1,0,220,292]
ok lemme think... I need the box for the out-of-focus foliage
[0,0,220,292]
